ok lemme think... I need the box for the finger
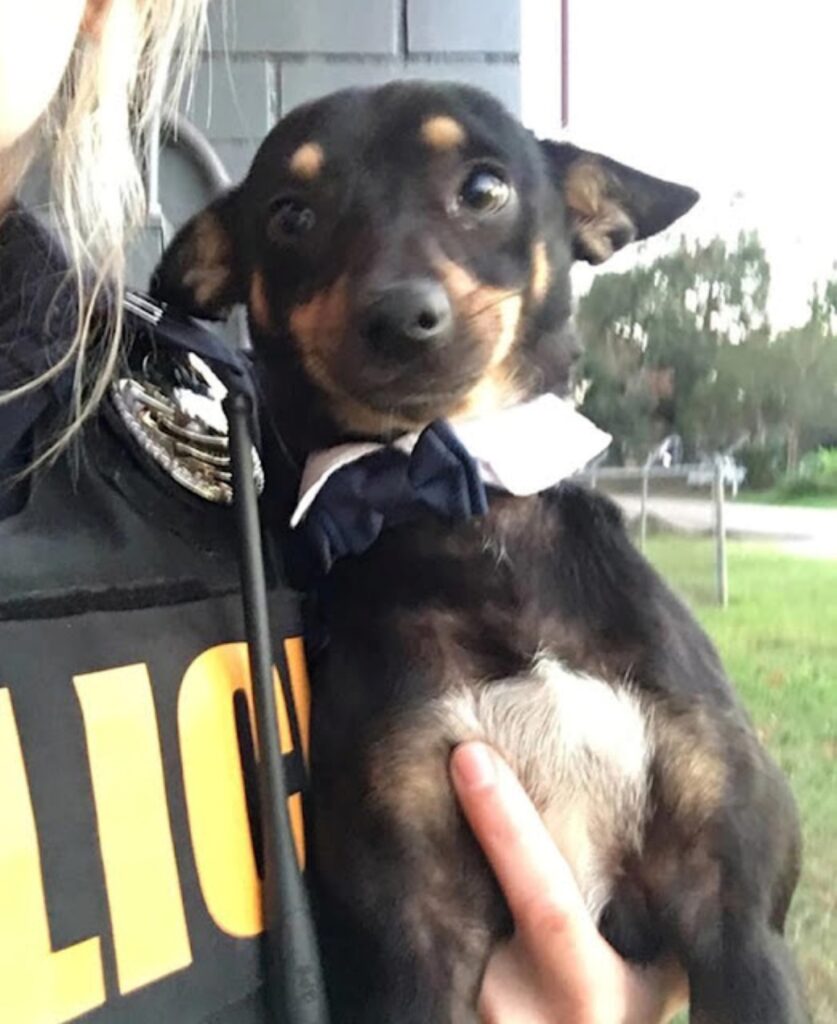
[478,940,546,1024]
[450,742,594,944]
[623,957,690,1024]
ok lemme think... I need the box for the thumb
[450,742,597,950]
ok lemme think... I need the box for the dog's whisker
[279,289,527,345]
[462,287,526,323]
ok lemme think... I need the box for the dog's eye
[457,166,511,215]
[268,198,316,241]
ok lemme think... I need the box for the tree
[684,327,787,452]
[576,232,771,461]
[576,233,837,473]
[769,288,837,473]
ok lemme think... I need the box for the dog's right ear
[151,190,245,320]
[539,141,698,265]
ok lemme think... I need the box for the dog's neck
[278,392,609,583]
[292,393,610,525]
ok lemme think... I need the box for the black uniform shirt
[0,207,309,1024]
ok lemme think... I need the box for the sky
[561,0,837,329]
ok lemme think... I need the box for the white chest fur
[434,657,654,920]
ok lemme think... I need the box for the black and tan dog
[154,82,807,1023]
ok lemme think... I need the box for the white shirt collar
[291,393,611,528]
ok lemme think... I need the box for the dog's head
[153,82,696,442]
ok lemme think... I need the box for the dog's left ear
[540,140,698,264]
[150,189,246,319]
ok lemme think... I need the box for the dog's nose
[361,279,453,355]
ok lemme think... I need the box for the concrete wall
[186,0,523,185]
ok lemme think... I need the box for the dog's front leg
[310,716,506,1024]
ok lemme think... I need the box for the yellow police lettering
[74,664,192,994]
[178,643,306,939]
[0,688,105,1023]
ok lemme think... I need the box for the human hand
[450,742,688,1024]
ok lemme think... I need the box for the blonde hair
[1,0,207,465]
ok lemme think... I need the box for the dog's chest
[433,657,653,920]
[462,504,653,912]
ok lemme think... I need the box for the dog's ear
[150,190,245,319]
[540,141,698,264]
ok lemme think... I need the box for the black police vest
[0,328,309,1023]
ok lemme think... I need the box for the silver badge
[110,353,265,505]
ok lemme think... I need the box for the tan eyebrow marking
[421,115,466,151]
[289,142,325,180]
[531,240,551,302]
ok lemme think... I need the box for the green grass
[644,536,837,1023]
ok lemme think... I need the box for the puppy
[154,81,808,1024]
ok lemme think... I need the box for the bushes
[803,446,837,482]
[738,444,837,501]
[775,447,837,500]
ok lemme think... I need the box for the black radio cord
[225,390,330,1024]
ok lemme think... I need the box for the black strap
[0,289,255,483]
[123,291,256,401]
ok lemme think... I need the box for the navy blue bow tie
[285,421,488,585]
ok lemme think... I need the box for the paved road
[615,495,837,559]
